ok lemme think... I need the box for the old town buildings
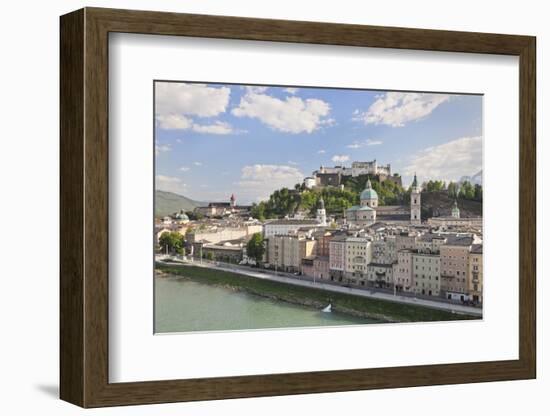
[264,226,483,305]
[163,173,483,307]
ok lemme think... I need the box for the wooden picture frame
[60,7,536,408]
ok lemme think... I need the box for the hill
[420,191,482,219]
[459,170,483,186]
[155,190,203,218]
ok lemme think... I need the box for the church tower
[316,197,327,226]
[451,199,460,219]
[410,173,421,225]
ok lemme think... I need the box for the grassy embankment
[156,264,479,323]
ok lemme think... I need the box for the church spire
[412,172,418,188]
[366,176,372,189]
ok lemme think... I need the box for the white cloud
[403,136,482,183]
[284,87,299,95]
[156,114,237,135]
[193,162,203,166]
[317,149,326,154]
[346,139,383,149]
[232,90,332,134]
[156,82,230,117]
[354,92,451,127]
[287,160,299,165]
[155,175,187,195]
[155,82,238,134]
[155,143,171,156]
[331,154,350,163]
[236,164,304,201]
[156,114,193,130]
[179,166,190,172]
[244,86,269,94]
[191,121,234,135]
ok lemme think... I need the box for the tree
[250,202,266,221]
[459,181,475,200]
[158,231,185,254]
[424,180,446,193]
[246,233,265,266]
[447,181,459,198]
[186,210,204,221]
[474,184,483,201]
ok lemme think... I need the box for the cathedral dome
[360,179,378,201]
[175,211,189,221]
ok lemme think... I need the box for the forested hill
[421,191,482,218]
[250,176,406,220]
[250,176,482,221]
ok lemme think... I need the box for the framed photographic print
[60,7,536,408]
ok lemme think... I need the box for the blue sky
[155,81,482,204]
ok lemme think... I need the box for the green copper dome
[175,211,189,221]
[360,179,378,201]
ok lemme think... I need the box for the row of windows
[415,257,438,263]
[414,274,439,281]
[415,264,439,270]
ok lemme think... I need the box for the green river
[155,275,377,333]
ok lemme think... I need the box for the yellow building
[344,237,372,283]
[412,252,440,296]
[267,235,317,273]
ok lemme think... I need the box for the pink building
[313,256,330,280]
[393,249,413,292]
[301,257,315,277]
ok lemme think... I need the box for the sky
[155,81,482,205]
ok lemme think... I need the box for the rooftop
[419,233,447,242]
[267,219,320,225]
[347,205,374,211]
[375,205,408,212]
[471,244,483,254]
[443,235,476,246]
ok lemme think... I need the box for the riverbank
[156,264,478,323]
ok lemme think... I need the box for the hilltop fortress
[304,159,402,189]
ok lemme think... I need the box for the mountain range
[155,190,203,218]
[459,170,483,186]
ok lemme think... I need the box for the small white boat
[322,304,332,313]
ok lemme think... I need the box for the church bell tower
[410,173,421,225]
[316,197,327,226]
